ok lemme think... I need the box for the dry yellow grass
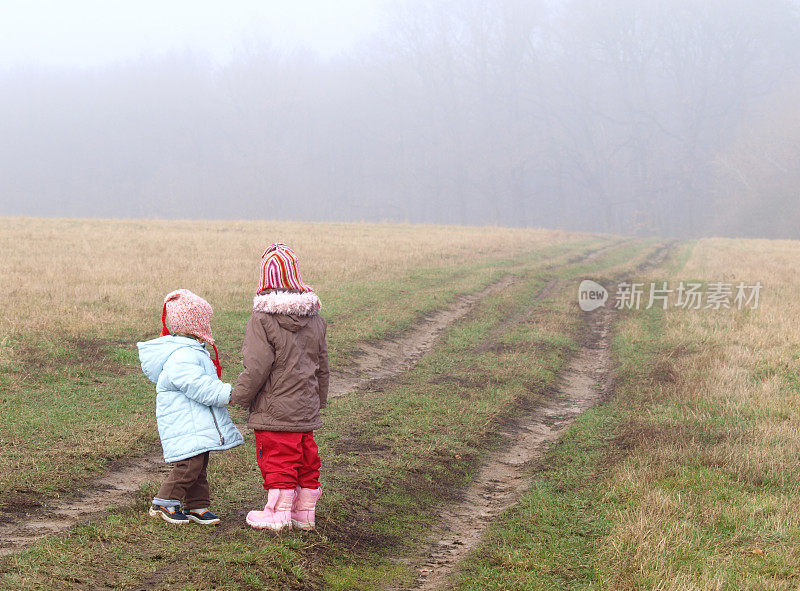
[598,238,800,588]
[0,217,580,343]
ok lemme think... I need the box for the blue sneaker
[149,504,189,524]
[185,508,220,525]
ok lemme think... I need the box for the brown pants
[155,452,210,510]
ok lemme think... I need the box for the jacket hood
[275,314,313,332]
[253,291,320,317]
[137,335,205,383]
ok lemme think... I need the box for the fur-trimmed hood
[253,291,320,317]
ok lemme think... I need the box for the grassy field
[0,218,589,508]
[1,218,796,590]
[0,218,615,588]
[454,239,800,589]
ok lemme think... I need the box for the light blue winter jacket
[137,335,244,463]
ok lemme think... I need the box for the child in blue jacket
[137,289,243,524]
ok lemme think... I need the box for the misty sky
[1,0,799,238]
[0,0,388,67]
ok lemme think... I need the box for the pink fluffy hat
[160,289,222,378]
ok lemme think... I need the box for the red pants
[255,430,321,490]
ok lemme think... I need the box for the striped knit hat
[160,289,222,378]
[258,243,313,293]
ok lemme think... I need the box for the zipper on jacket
[209,408,225,445]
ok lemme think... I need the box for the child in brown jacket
[231,244,329,531]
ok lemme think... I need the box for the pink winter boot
[291,487,322,530]
[246,488,296,531]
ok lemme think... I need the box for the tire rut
[328,275,516,399]
[0,455,169,556]
[329,239,626,399]
[411,242,671,590]
[413,309,613,591]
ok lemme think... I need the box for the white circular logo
[578,280,608,312]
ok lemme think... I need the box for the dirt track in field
[331,240,622,391]
[0,456,169,556]
[327,275,516,399]
[0,242,621,557]
[412,242,671,590]
[413,307,614,590]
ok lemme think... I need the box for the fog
[1,0,799,237]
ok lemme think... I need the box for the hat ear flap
[161,302,170,336]
[211,344,222,378]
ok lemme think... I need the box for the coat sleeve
[163,349,232,408]
[316,319,329,409]
[231,314,275,408]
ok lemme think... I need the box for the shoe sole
[187,514,220,525]
[148,507,188,525]
[246,517,291,531]
[291,519,315,531]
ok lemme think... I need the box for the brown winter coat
[231,291,329,432]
